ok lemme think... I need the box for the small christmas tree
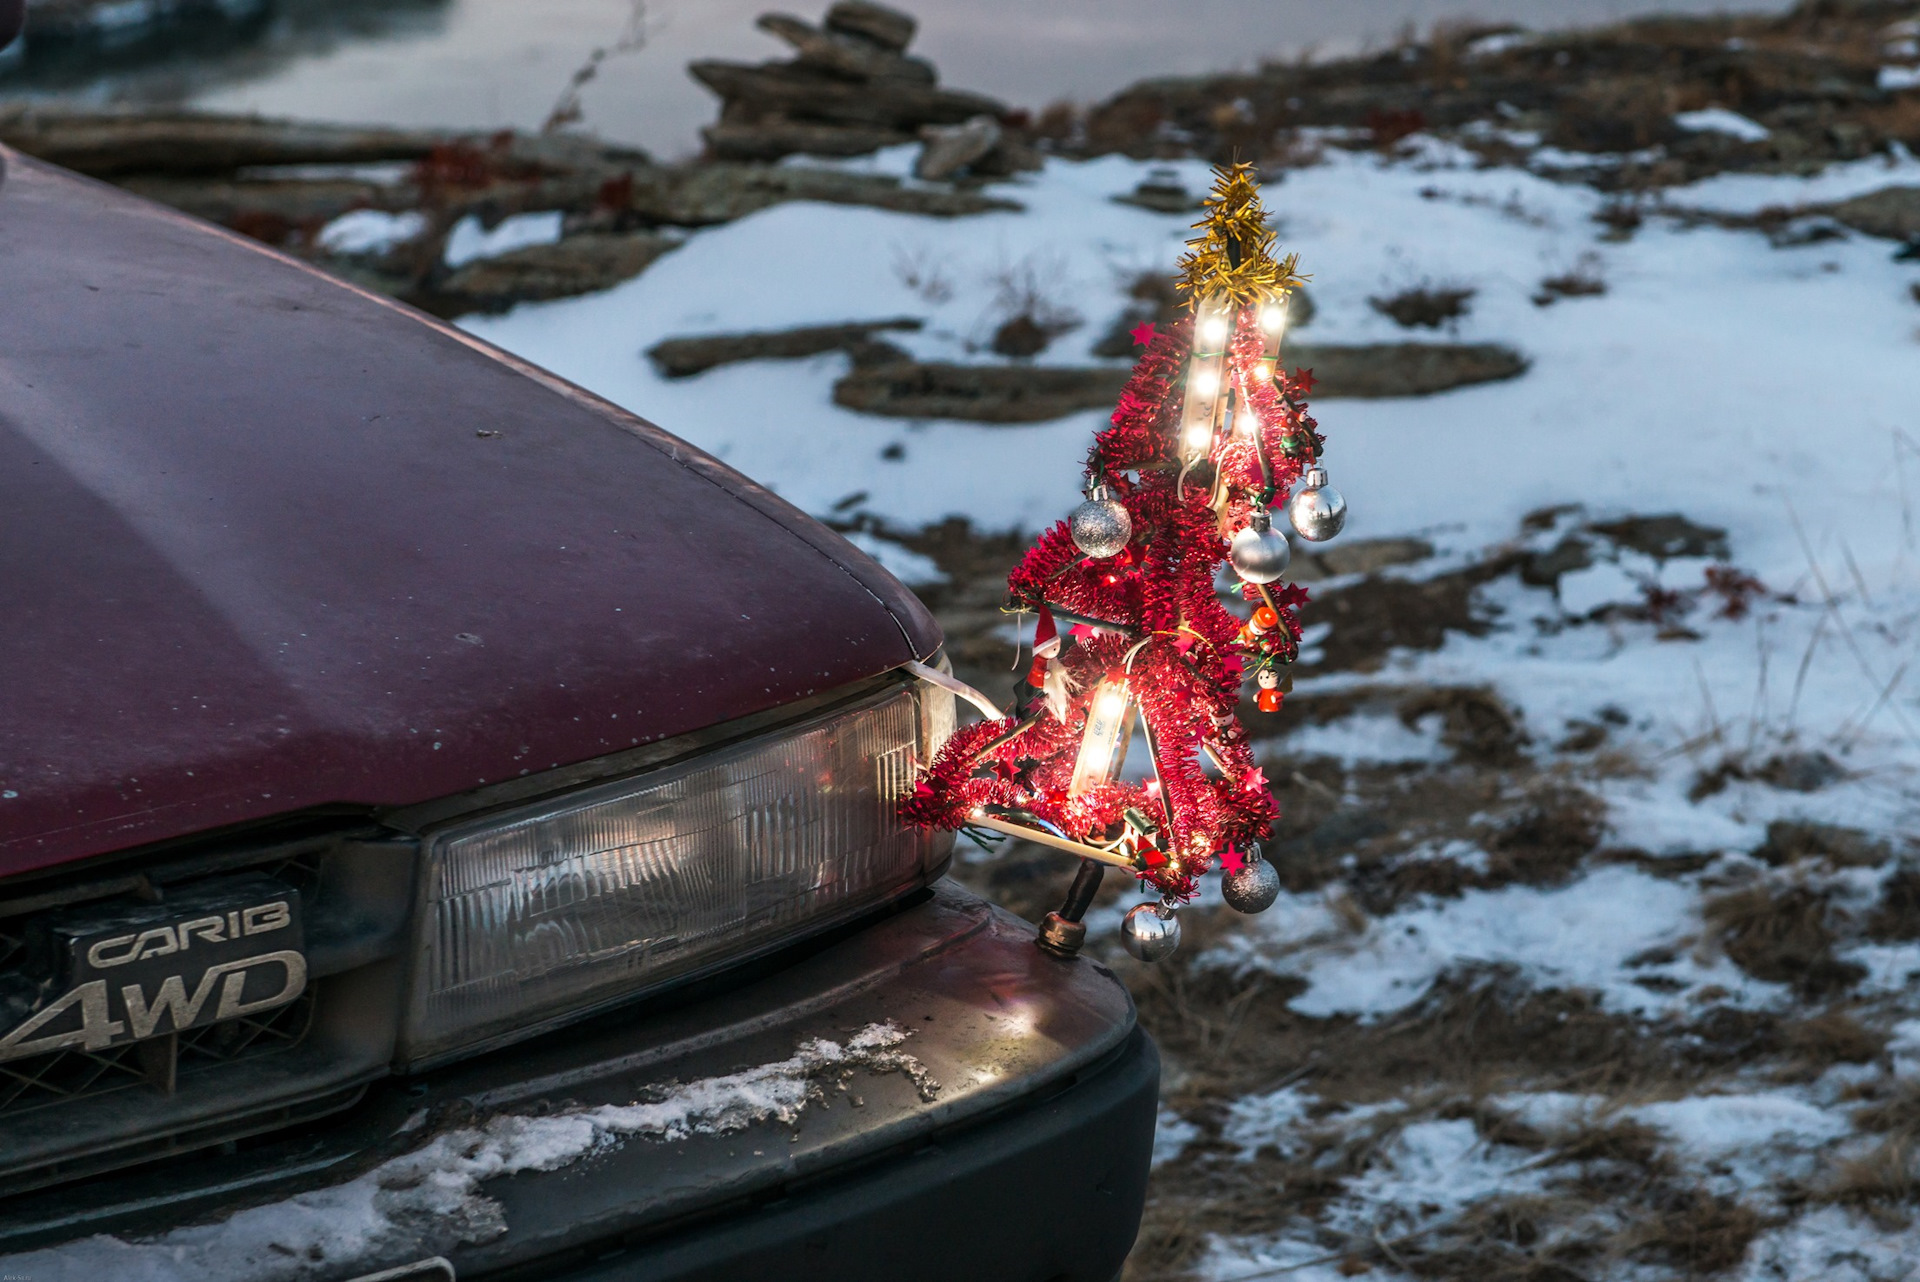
[903,162,1347,961]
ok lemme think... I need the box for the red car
[0,15,1155,1279]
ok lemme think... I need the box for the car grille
[0,827,413,1196]
[0,988,319,1115]
[0,852,325,1119]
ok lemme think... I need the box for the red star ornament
[1129,321,1158,348]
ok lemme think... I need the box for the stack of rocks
[691,1,1036,178]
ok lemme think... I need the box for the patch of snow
[1490,1089,1606,1133]
[1154,1106,1200,1167]
[1344,1118,1548,1218]
[1221,1085,1315,1158]
[1211,864,1765,1019]
[443,210,565,268]
[1879,65,1920,92]
[1466,32,1531,59]
[1675,108,1772,143]
[837,529,947,586]
[1626,1090,1850,1197]
[1852,944,1920,1003]
[1632,1090,1848,1156]
[1198,1119,1541,1280]
[1885,1017,1920,1077]
[1200,1235,1389,1282]
[1595,774,1764,856]
[240,161,416,185]
[1738,1206,1920,1282]
[1556,559,1643,615]
[315,209,427,256]
[1670,148,1920,212]
[2,1023,928,1282]
[1262,711,1451,765]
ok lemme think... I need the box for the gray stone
[1294,538,1436,581]
[1587,514,1730,561]
[915,114,1001,181]
[1520,535,1595,587]
[689,60,1004,131]
[1822,185,1920,241]
[755,13,935,82]
[823,0,916,51]
[703,118,911,161]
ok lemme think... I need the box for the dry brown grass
[918,517,1894,1282]
[1622,1187,1766,1274]
[1818,1137,1917,1211]
[1702,882,1866,998]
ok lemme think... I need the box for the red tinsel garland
[902,306,1322,900]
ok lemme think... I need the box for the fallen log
[833,362,1133,423]
[433,232,682,316]
[832,343,1530,422]
[647,318,924,378]
[619,162,1020,225]
[0,106,448,176]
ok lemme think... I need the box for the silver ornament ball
[1230,511,1292,583]
[1070,489,1132,559]
[1119,901,1182,963]
[1288,467,1347,543]
[1221,854,1281,914]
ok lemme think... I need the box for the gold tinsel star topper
[1176,161,1306,307]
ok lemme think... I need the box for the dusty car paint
[0,151,938,877]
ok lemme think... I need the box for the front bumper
[529,1025,1157,1282]
[0,882,1155,1281]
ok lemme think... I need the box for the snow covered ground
[462,133,1920,1277]
[12,120,1916,1278]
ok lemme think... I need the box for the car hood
[0,151,939,877]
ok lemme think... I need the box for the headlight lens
[403,678,954,1065]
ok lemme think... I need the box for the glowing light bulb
[1254,361,1274,382]
[1200,315,1230,345]
[1261,304,1287,332]
[1070,677,1133,795]
[1191,368,1220,397]
[1185,420,1214,453]
[1236,408,1259,436]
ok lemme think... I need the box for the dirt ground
[900,515,1920,1282]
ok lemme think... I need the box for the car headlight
[401,676,955,1066]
